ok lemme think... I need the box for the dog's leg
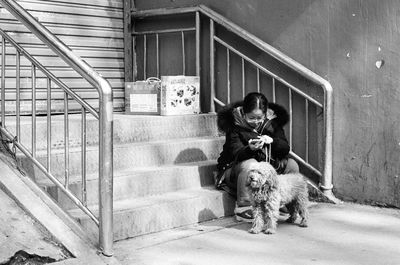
[285,201,299,224]
[263,196,280,234]
[249,204,264,234]
[297,191,309,227]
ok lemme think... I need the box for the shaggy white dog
[246,162,309,234]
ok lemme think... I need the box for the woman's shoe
[235,207,253,223]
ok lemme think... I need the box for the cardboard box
[125,79,161,115]
[160,76,200,116]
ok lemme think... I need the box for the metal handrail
[0,28,99,219]
[0,29,99,118]
[0,0,113,256]
[133,5,335,200]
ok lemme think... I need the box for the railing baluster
[156,33,159,78]
[256,68,260,93]
[16,51,20,139]
[47,78,51,171]
[1,37,6,125]
[64,92,69,188]
[241,58,245,97]
[31,64,36,157]
[289,88,293,150]
[227,48,230,104]
[272,77,276,103]
[213,36,323,107]
[209,19,215,112]
[181,31,185,75]
[143,34,147,79]
[81,107,87,206]
[195,11,200,77]
[305,99,309,163]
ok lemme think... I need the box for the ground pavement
[0,189,70,264]
[114,202,400,265]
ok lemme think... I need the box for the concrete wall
[134,0,400,207]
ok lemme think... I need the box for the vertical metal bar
[209,19,215,113]
[98,85,114,256]
[156,33,159,78]
[64,92,69,187]
[322,83,334,197]
[272,77,276,102]
[31,64,36,157]
[289,88,293,150]
[241,58,245,97]
[305,99,309,163]
[181,31,185,75]
[195,11,200,77]
[256,68,260,93]
[47,78,51,171]
[81,107,87,206]
[16,52,20,139]
[143,34,147,79]
[227,48,230,104]
[1,37,6,125]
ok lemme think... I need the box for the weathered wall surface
[135,0,400,207]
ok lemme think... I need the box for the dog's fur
[246,162,309,234]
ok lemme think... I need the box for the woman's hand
[248,139,264,151]
[258,135,273,145]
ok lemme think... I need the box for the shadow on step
[174,148,209,164]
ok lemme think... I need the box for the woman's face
[244,108,265,128]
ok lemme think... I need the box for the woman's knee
[236,158,258,172]
[235,159,258,206]
[284,158,299,174]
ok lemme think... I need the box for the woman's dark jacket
[217,101,290,172]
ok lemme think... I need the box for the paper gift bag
[160,76,200,116]
[125,78,161,115]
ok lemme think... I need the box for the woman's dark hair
[242,92,269,114]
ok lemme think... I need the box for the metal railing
[132,11,200,78]
[133,5,335,200]
[0,0,113,255]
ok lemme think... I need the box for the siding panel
[0,0,124,113]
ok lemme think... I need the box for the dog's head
[246,162,278,191]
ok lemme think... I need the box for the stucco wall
[134,0,400,207]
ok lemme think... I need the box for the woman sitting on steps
[215,92,299,222]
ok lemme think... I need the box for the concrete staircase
[12,113,235,241]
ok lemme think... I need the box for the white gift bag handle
[146,77,161,84]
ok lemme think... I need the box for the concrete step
[69,187,236,241]
[40,161,218,210]
[5,113,219,150]
[20,136,224,181]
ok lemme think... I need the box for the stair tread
[6,113,217,125]
[37,160,218,186]
[69,186,226,218]
[31,135,224,154]
[113,113,217,120]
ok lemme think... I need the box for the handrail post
[320,82,337,202]
[98,81,114,256]
[1,36,5,124]
[209,19,215,113]
[195,11,200,77]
